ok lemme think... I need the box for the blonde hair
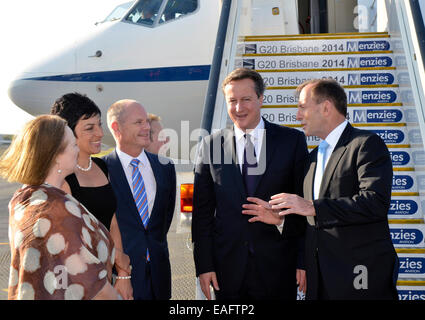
[0,115,67,185]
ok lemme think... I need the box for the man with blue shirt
[263,79,399,299]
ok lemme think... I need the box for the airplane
[8,0,380,150]
[7,0,222,148]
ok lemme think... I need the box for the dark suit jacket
[304,123,398,300]
[192,119,308,299]
[103,150,176,300]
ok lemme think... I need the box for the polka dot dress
[7,184,115,300]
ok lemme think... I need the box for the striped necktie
[130,158,150,261]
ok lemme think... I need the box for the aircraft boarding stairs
[236,32,425,300]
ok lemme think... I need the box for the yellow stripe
[256,67,396,72]
[389,219,424,224]
[396,248,425,254]
[266,84,398,90]
[261,103,403,108]
[258,67,397,73]
[244,35,391,42]
[243,32,388,39]
[387,144,410,148]
[397,280,425,286]
[243,50,393,56]
[1,289,8,293]
[0,242,8,245]
[392,192,419,196]
[283,123,405,128]
[393,167,415,171]
[352,123,406,127]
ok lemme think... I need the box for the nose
[296,108,302,121]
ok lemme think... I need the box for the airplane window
[99,1,134,23]
[159,0,198,23]
[125,0,164,26]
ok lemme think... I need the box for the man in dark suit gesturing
[267,79,398,299]
[104,99,176,300]
[192,68,308,300]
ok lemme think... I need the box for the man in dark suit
[104,99,176,300]
[192,68,308,300]
[267,79,399,299]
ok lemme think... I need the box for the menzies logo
[348,73,394,85]
[348,90,397,104]
[372,129,404,144]
[347,40,390,51]
[399,257,425,275]
[390,151,410,166]
[398,290,425,300]
[347,57,392,68]
[352,109,402,123]
[392,175,414,190]
[390,228,424,245]
[389,200,418,216]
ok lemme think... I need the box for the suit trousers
[215,250,268,300]
[134,261,156,300]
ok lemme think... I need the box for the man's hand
[269,193,316,217]
[199,272,220,300]
[242,197,283,225]
[296,269,306,294]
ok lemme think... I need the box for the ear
[110,121,119,134]
[321,100,332,115]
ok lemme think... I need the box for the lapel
[144,152,161,229]
[305,149,317,201]
[222,127,246,197]
[318,123,352,198]
[222,118,277,197]
[253,119,278,195]
[107,150,145,230]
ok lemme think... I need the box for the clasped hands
[241,193,316,224]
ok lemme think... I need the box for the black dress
[65,157,117,230]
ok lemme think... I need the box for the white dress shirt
[234,118,284,233]
[116,148,156,217]
[234,118,265,173]
[314,119,348,198]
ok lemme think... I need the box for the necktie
[242,133,258,197]
[130,158,150,261]
[314,140,330,200]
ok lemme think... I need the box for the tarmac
[0,144,197,300]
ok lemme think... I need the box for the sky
[0,0,126,135]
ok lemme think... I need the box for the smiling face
[224,78,262,132]
[117,102,151,155]
[73,114,103,156]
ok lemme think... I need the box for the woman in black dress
[51,93,133,299]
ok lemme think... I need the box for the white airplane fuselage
[8,1,221,146]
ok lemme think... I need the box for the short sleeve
[8,185,115,300]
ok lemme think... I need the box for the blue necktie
[130,158,150,261]
[314,140,330,200]
[242,133,258,197]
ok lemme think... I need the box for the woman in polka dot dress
[0,115,120,300]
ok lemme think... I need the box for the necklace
[76,157,92,172]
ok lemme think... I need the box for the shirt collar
[323,119,348,149]
[234,117,265,142]
[116,148,148,168]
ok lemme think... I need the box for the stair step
[258,69,398,87]
[237,53,394,70]
[239,37,392,54]
[262,86,400,105]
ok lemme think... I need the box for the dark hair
[296,79,347,117]
[222,68,265,98]
[51,92,101,133]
